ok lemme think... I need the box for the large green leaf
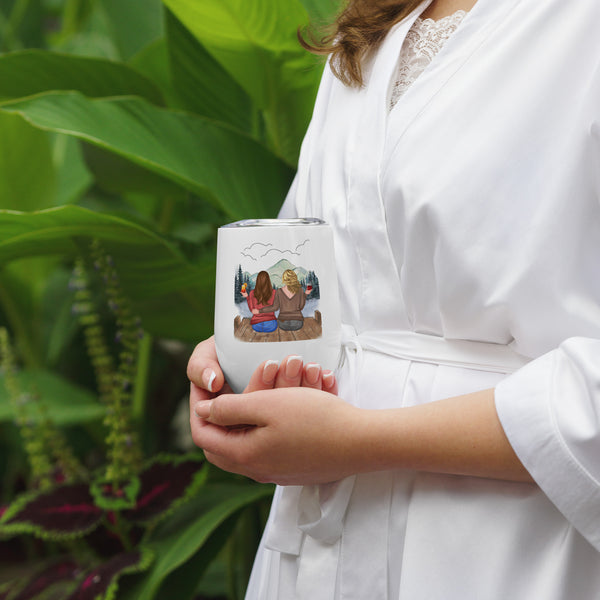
[0,258,66,368]
[40,264,81,367]
[0,206,215,342]
[100,0,164,61]
[0,91,293,220]
[80,143,190,200]
[52,134,93,206]
[0,0,44,52]
[298,0,342,26]
[0,368,104,425]
[50,2,120,60]
[124,483,274,600]
[162,0,323,165]
[129,38,181,109]
[0,50,164,104]
[165,9,253,134]
[0,112,56,210]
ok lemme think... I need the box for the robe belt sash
[264,326,531,557]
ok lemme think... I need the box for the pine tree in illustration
[306,270,320,300]
[234,264,244,304]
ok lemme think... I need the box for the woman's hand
[187,336,228,399]
[187,338,337,399]
[191,385,359,485]
[188,343,341,481]
[187,336,294,402]
[189,344,533,484]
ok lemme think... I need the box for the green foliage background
[0,0,340,598]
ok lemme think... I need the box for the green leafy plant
[0,0,341,597]
[0,254,272,600]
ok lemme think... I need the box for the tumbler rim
[221,218,326,228]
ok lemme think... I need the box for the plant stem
[2,0,30,51]
[0,9,8,50]
[104,512,133,552]
[132,332,152,423]
[61,0,87,37]
[0,282,40,369]
[157,197,175,233]
[250,104,261,140]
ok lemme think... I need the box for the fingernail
[322,370,335,389]
[305,363,320,385]
[203,368,216,393]
[285,355,303,379]
[194,399,213,418]
[262,360,279,383]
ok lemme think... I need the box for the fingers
[187,336,225,394]
[302,363,322,389]
[302,364,338,394]
[244,360,280,393]
[273,356,338,393]
[200,393,267,428]
[190,396,257,463]
[322,370,338,395]
[191,418,253,472]
[273,355,304,388]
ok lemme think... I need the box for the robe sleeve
[277,174,299,219]
[494,336,600,551]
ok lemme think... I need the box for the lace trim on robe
[389,10,467,111]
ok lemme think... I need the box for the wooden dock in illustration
[234,311,322,343]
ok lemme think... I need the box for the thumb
[208,393,268,428]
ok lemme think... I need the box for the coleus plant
[0,245,207,599]
[0,244,273,600]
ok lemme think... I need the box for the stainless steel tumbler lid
[221,218,326,228]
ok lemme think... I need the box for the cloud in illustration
[241,242,273,261]
[241,239,310,261]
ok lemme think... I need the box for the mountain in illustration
[267,259,308,287]
[244,259,308,288]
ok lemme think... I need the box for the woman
[242,270,278,333]
[188,0,600,598]
[257,269,310,331]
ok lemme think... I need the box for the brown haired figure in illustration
[256,269,310,331]
[241,271,278,333]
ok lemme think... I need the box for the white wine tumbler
[214,218,341,393]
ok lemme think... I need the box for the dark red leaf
[123,456,205,525]
[13,559,81,600]
[3,484,103,539]
[66,551,144,600]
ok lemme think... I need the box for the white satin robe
[246,0,600,598]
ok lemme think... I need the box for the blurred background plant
[0,0,340,598]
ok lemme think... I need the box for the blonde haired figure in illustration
[255,269,310,331]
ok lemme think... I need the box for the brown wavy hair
[300,0,424,87]
[254,271,274,305]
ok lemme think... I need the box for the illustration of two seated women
[241,269,310,332]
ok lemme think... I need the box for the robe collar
[383,0,525,153]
